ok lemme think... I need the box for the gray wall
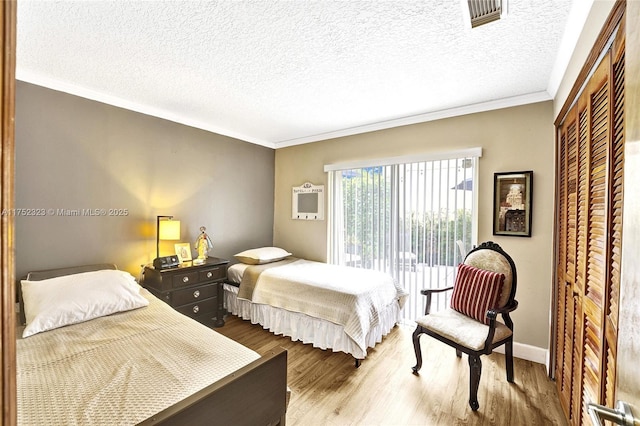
[15,82,275,279]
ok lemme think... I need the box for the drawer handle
[193,290,200,298]
[182,276,189,283]
[193,305,199,314]
[206,271,213,278]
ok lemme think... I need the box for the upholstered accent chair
[412,241,518,411]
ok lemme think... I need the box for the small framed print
[174,243,193,263]
[493,171,533,237]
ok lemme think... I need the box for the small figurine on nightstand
[193,226,214,265]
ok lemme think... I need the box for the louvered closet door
[572,89,588,424]
[555,105,578,419]
[554,18,624,426]
[581,50,610,426]
[603,28,625,418]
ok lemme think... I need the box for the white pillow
[21,269,149,338]
[234,247,292,265]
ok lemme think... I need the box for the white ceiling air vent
[468,0,502,28]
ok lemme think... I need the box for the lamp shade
[159,220,181,240]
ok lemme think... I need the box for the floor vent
[468,0,502,28]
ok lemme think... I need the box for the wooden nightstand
[141,257,229,327]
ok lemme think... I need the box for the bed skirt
[223,283,401,359]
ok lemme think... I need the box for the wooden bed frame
[139,348,287,426]
[19,264,289,426]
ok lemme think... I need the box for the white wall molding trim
[16,69,276,149]
[17,68,551,151]
[275,91,552,148]
[494,342,548,365]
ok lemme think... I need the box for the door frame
[1,1,16,425]
[616,0,640,416]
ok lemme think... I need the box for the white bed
[17,264,288,426]
[224,249,408,364]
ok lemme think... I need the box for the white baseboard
[493,342,548,365]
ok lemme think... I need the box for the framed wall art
[493,171,533,237]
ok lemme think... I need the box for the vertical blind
[326,149,480,321]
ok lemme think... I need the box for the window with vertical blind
[325,148,481,322]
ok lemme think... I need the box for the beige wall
[274,101,555,350]
[15,82,275,279]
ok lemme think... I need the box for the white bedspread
[17,289,260,426]
[238,259,407,353]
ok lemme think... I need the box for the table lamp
[156,215,181,258]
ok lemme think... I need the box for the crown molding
[15,68,277,149]
[18,68,551,151]
[274,91,552,148]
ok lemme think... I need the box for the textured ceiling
[16,0,577,148]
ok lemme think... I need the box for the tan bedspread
[17,289,260,426]
[237,258,408,353]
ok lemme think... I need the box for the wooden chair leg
[412,327,424,374]
[505,339,514,383]
[468,355,482,411]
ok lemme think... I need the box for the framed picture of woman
[493,171,533,237]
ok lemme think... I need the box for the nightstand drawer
[199,266,225,281]
[141,257,229,327]
[172,271,200,288]
[172,283,217,306]
[176,298,217,317]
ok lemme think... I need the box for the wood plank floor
[215,315,567,426]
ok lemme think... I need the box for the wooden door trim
[1,1,16,425]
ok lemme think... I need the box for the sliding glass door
[327,150,479,322]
